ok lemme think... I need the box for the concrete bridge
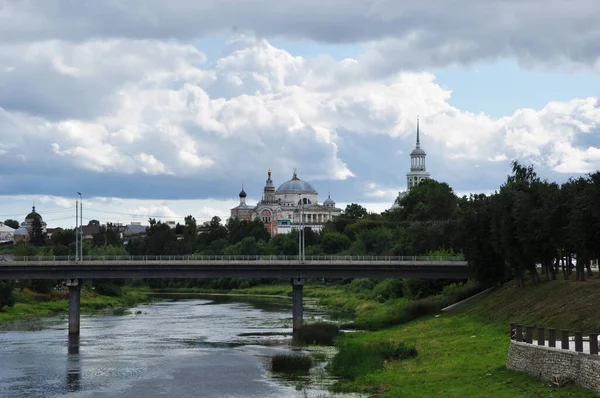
[0,255,470,336]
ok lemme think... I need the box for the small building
[123,223,148,244]
[0,222,15,244]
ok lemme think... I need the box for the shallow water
[0,295,361,397]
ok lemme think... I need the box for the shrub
[329,339,417,380]
[94,282,123,297]
[271,354,312,374]
[294,323,340,345]
[0,281,15,311]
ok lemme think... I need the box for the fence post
[561,330,570,350]
[510,323,515,339]
[574,332,583,352]
[526,326,534,344]
[589,333,598,355]
[515,325,523,342]
[537,327,545,346]
[548,328,556,347]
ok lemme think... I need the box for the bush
[329,339,417,380]
[94,282,123,297]
[0,281,15,311]
[372,279,405,302]
[294,323,340,345]
[271,354,312,374]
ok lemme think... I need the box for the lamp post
[75,194,79,261]
[298,194,305,263]
[77,192,82,261]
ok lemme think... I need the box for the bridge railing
[0,255,466,263]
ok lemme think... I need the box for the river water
[0,295,361,398]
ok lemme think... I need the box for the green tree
[50,228,76,247]
[3,219,19,229]
[88,219,100,226]
[321,232,351,254]
[0,281,15,311]
[92,223,121,247]
[397,179,457,222]
[29,217,46,246]
[182,215,197,254]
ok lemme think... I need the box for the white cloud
[0,31,598,211]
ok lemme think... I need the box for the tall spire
[416,115,420,149]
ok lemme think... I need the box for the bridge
[0,255,470,336]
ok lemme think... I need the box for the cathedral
[230,169,342,236]
[390,117,431,209]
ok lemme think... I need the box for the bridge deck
[0,257,471,280]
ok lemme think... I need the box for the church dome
[323,195,335,206]
[239,188,247,198]
[25,206,42,221]
[14,227,29,236]
[276,171,318,195]
[410,147,426,156]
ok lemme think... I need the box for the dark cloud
[2,1,600,70]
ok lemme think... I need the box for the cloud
[0,34,598,208]
[2,1,600,71]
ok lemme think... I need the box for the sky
[1,1,600,229]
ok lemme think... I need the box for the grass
[271,353,313,374]
[328,339,417,382]
[330,314,597,397]
[325,277,600,396]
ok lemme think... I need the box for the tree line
[5,160,599,288]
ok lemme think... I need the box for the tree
[88,220,100,226]
[321,232,351,254]
[398,179,457,222]
[3,219,19,229]
[182,215,197,254]
[29,217,46,246]
[343,203,368,220]
[92,223,121,247]
[0,281,15,312]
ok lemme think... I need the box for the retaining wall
[506,340,600,392]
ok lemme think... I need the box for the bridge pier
[291,278,305,333]
[66,279,80,336]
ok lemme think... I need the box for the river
[0,294,362,398]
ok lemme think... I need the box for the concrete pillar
[66,279,80,336]
[548,328,556,347]
[291,278,305,333]
[561,330,570,350]
[515,325,523,342]
[589,333,598,355]
[574,332,583,352]
[525,326,534,343]
[537,327,545,346]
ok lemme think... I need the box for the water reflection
[66,335,81,392]
[0,296,360,397]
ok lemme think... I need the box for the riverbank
[326,278,600,397]
[0,285,154,329]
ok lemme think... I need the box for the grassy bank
[325,277,600,396]
[0,286,153,327]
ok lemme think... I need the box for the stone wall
[506,341,600,392]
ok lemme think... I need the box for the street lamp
[77,192,82,261]
[298,194,304,263]
[75,194,79,261]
